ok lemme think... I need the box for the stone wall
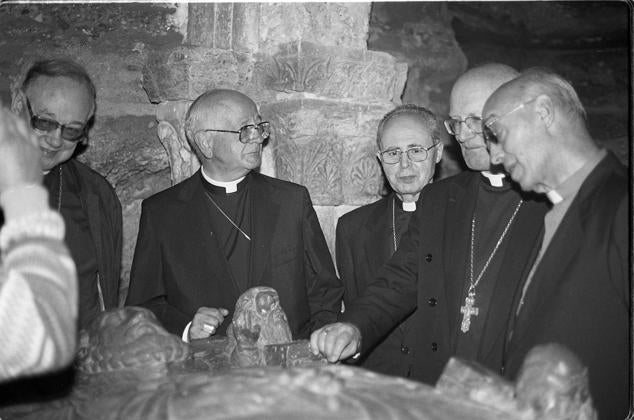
[1,2,628,305]
[0,3,407,304]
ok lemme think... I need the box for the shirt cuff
[181,321,192,343]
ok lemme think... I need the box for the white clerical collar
[402,201,416,212]
[546,189,564,205]
[201,169,245,193]
[481,171,506,187]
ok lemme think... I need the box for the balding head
[184,89,263,181]
[185,89,257,140]
[484,68,597,193]
[448,63,519,171]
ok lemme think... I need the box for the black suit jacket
[0,159,122,311]
[336,193,417,377]
[341,171,548,384]
[504,152,630,419]
[125,171,342,339]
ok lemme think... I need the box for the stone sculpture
[0,286,596,420]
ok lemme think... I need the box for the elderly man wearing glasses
[9,58,122,330]
[311,63,548,386]
[483,68,628,419]
[335,105,442,377]
[126,89,342,343]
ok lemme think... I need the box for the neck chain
[391,197,397,253]
[460,199,523,333]
[56,165,63,212]
[203,191,251,241]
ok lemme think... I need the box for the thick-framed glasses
[25,98,88,142]
[443,116,483,136]
[378,143,439,165]
[197,121,271,144]
[482,98,537,145]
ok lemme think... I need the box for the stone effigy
[0,287,595,420]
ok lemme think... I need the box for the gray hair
[513,67,587,121]
[376,104,441,150]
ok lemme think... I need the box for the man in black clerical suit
[8,59,122,329]
[310,64,548,383]
[484,68,629,419]
[126,89,342,342]
[336,105,443,377]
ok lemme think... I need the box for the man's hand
[0,107,41,194]
[309,322,361,363]
[189,307,229,340]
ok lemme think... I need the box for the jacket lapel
[249,173,279,288]
[510,194,584,347]
[479,194,547,360]
[363,196,394,275]
[444,173,478,345]
[178,174,240,299]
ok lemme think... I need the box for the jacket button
[431,342,438,352]
[400,345,410,354]
[425,254,432,262]
[428,297,437,307]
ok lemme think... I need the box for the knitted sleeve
[0,194,77,381]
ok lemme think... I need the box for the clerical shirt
[44,164,100,329]
[454,174,520,360]
[200,171,252,293]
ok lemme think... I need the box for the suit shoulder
[421,170,473,197]
[142,173,197,208]
[253,172,308,195]
[338,198,387,228]
[70,159,119,202]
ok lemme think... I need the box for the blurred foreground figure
[0,106,77,381]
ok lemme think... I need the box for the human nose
[489,142,504,166]
[454,123,476,143]
[42,127,65,148]
[399,152,412,168]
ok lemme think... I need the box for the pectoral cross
[460,293,479,333]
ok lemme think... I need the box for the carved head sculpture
[515,343,596,420]
[229,286,293,349]
[77,307,189,374]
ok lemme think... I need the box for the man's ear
[11,89,27,115]
[434,142,444,164]
[193,131,214,160]
[534,94,554,128]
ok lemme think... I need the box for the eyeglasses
[197,121,271,144]
[482,98,537,145]
[443,116,483,137]
[378,143,439,165]
[25,98,89,142]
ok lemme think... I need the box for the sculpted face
[232,286,293,347]
[22,76,94,172]
[448,80,493,171]
[379,114,442,201]
[77,307,189,373]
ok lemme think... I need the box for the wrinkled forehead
[210,94,259,126]
[482,85,520,121]
[25,75,94,114]
[381,114,435,145]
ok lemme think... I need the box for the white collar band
[481,171,506,187]
[201,169,245,193]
